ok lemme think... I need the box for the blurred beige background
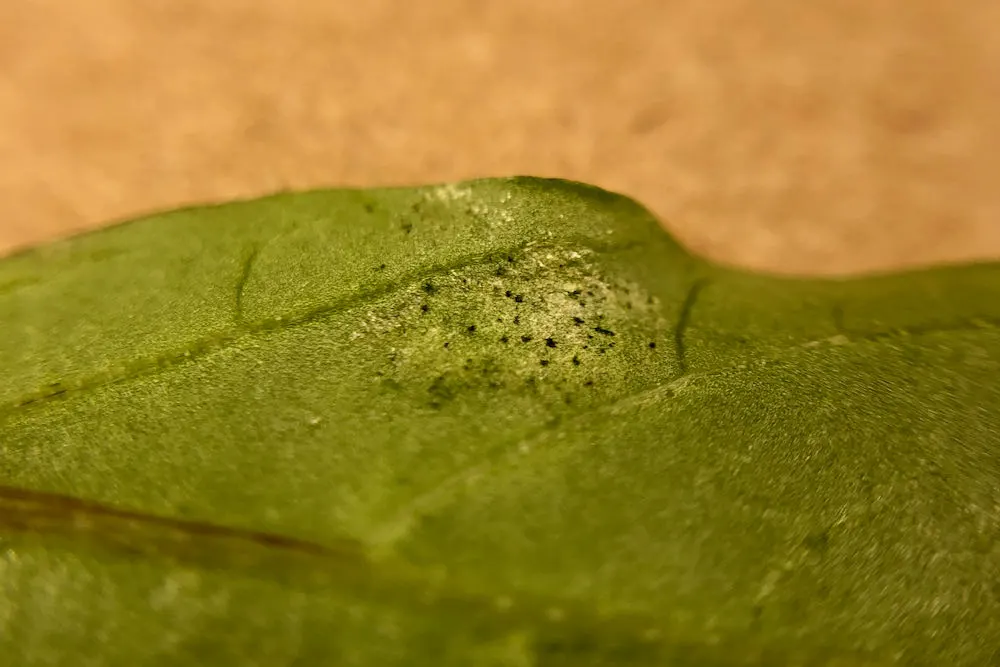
[1,0,998,274]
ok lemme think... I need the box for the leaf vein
[234,243,262,326]
[673,278,710,375]
[1,237,631,417]
[0,485,685,663]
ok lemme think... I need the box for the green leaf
[1,177,998,666]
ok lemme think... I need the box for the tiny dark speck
[500,335,509,343]
[521,335,532,343]
[584,380,594,387]
[514,294,524,303]
[594,327,615,336]
[376,263,386,271]
[443,342,450,349]
[505,290,513,298]
[572,355,581,366]
[545,338,557,348]
[514,315,521,325]
[649,341,656,349]
[467,325,477,333]
[540,359,550,366]
[422,282,436,294]
[573,317,585,326]
[420,304,429,313]
[507,255,514,263]
[803,530,831,553]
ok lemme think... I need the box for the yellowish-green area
[1,177,998,665]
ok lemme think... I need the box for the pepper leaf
[1,178,998,666]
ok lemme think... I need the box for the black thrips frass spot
[545,338,557,348]
[422,282,437,294]
[573,317,585,326]
[443,342,450,349]
[802,529,831,554]
[500,335,509,343]
[572,355,581,366]
[521,335,532,343]
[584,380,594,387]
[649,341,656,349]
[514,316,521,325]
[420,304,429,313]
[594,327,615,336]
[467,325,477,333]
[540,359,550,366]
[514,295,524,303]
[507,255,514,263]
[505,290,513,298]
[376,263,386,271]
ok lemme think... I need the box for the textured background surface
[1,0,998,274]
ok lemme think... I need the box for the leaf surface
[1,177,998,666]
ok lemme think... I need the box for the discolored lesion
[351,242,677,412]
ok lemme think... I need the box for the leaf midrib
[1,235,646,417]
